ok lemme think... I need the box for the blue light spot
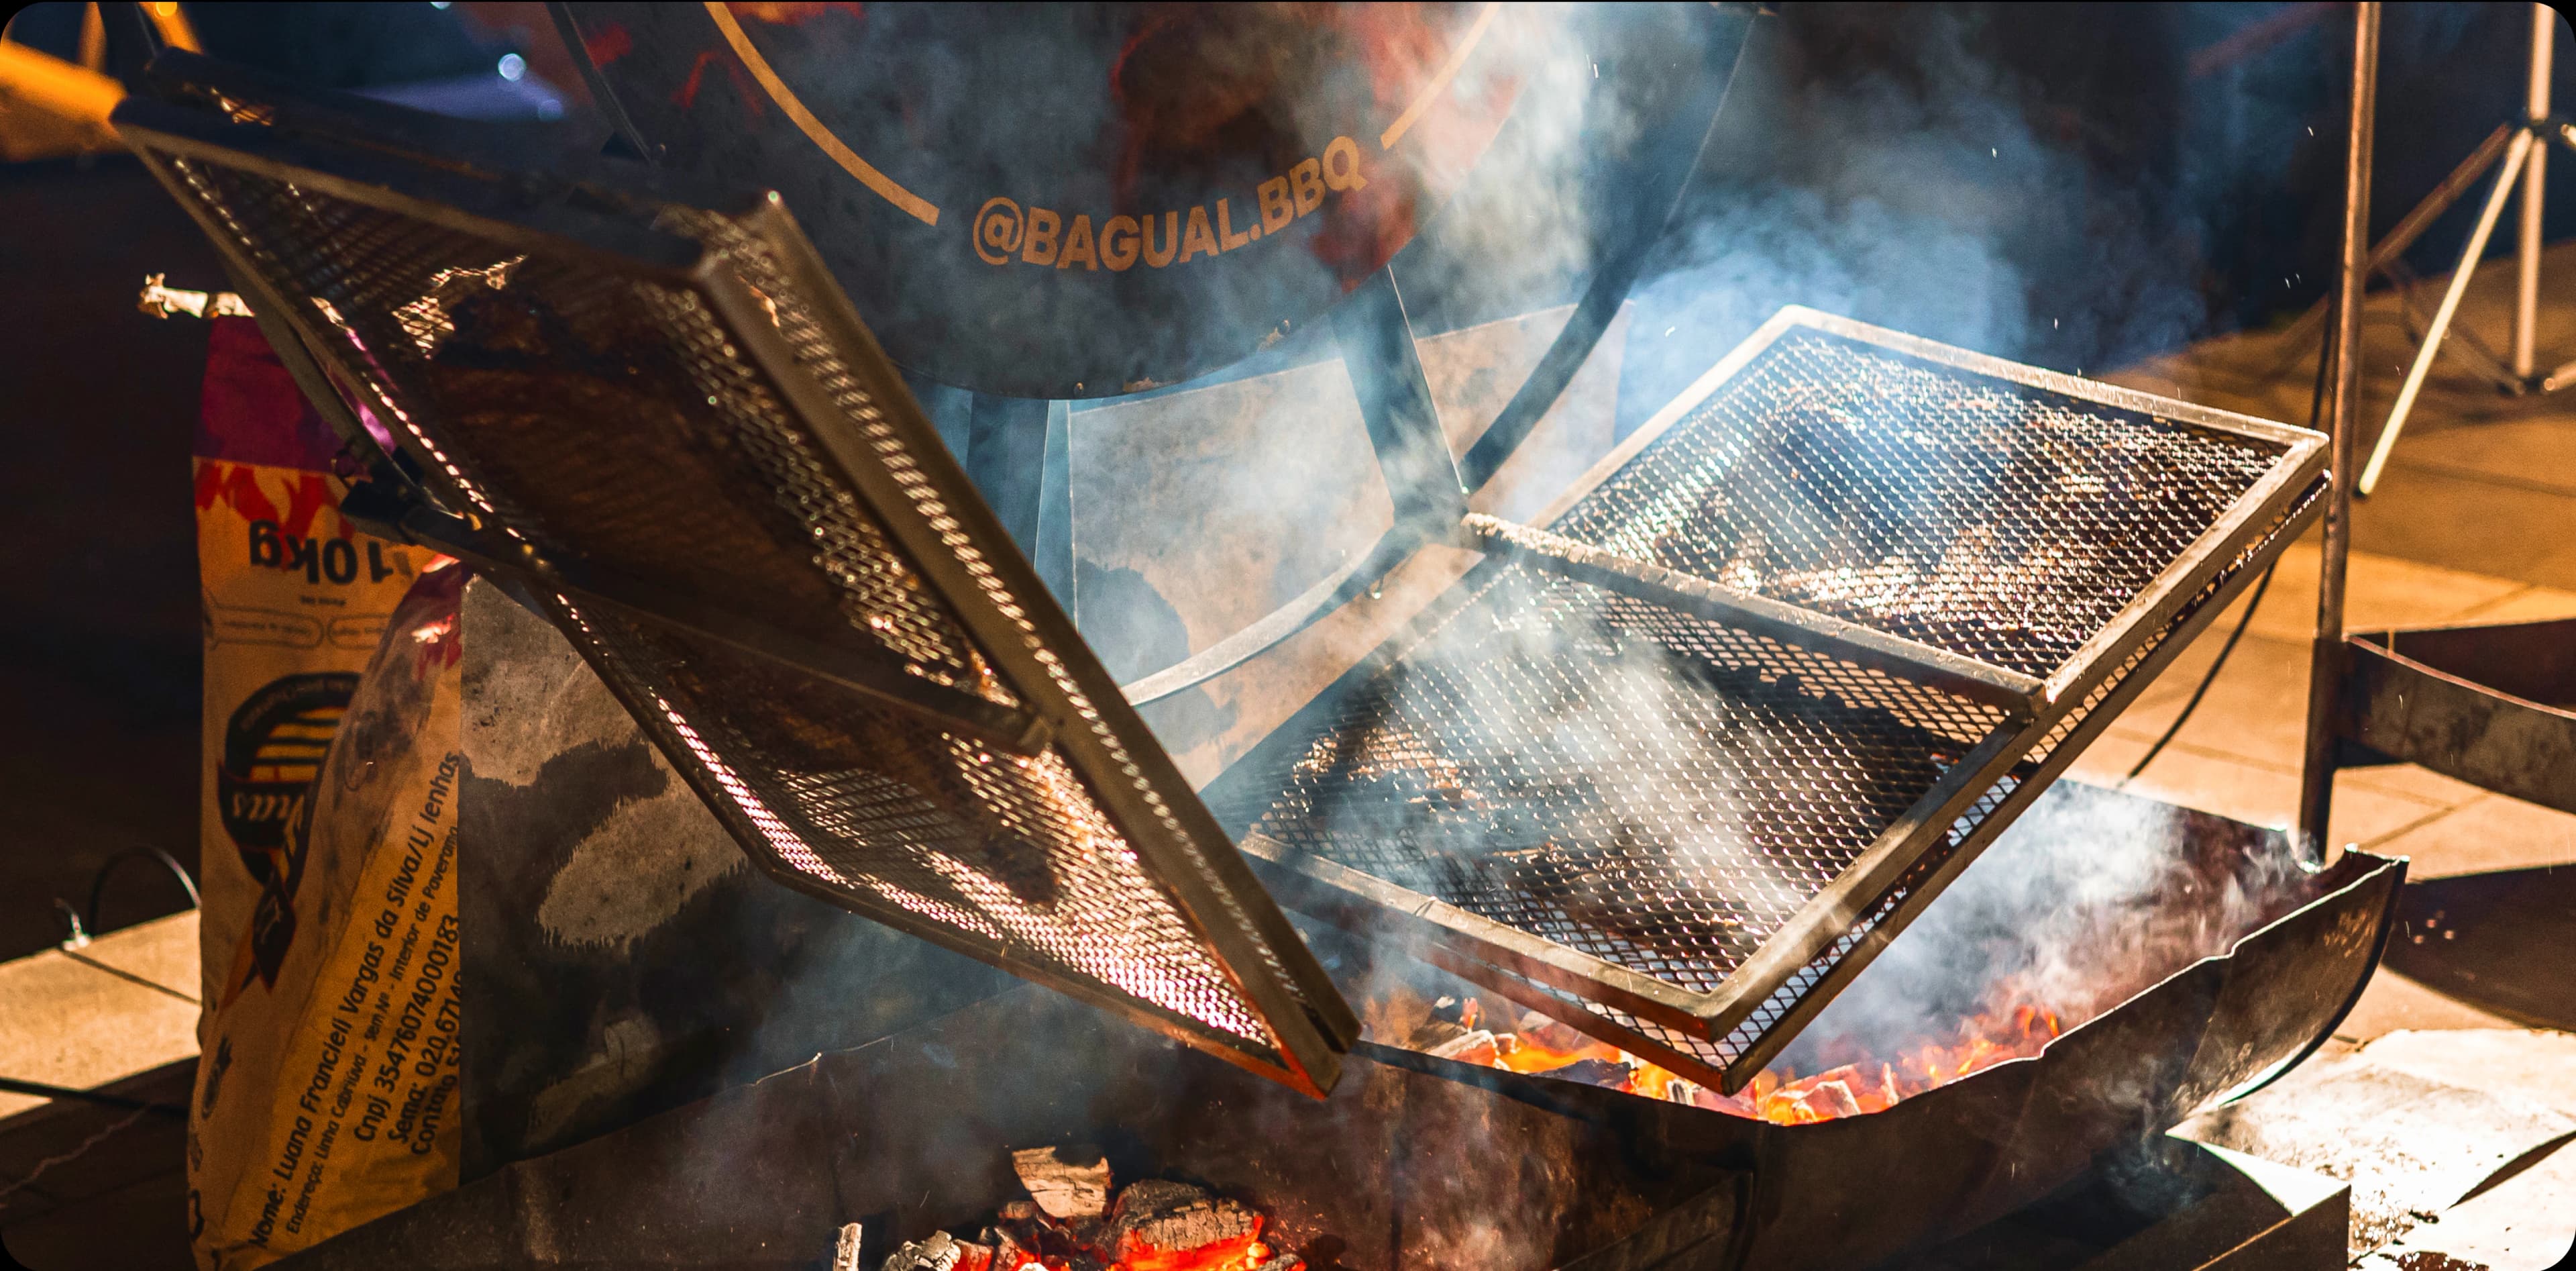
[498,52,526,81]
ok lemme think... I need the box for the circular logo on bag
[216,672,358,868]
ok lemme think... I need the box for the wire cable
[0,1104,160,1215]
[0,1076,184,1117]
[2123,289,2341,784]
[2122,562,2277,783]
[85,845,200,933]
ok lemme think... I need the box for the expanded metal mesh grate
[1240,560,2009,994]
[1461,477,2323,1090]
[121,94,1350,1094]
[1212,309,2325,1090]
[1560,329,2286,682]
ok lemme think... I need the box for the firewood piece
[1803,1078,1864,1119]
[993,1205,1090,1266]
[881,1230,985,1271]
[1110,1179,1258,1258]
[1515,1011,1597,1054]
[1406,1019,1469,1052]
[1012,1144,1112,1219]
[1426,1028,1499,1067]
[1430,995,1481,1030]
[1548,1057,1635,1087]
[835,1223,865,1271]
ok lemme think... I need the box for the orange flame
[984,1221,1272,1271]
[1413,998,2065,1126]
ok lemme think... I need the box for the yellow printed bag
[189,317,460,1268]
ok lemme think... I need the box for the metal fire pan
[2339,617,2576,815]
[1205,308,2327,1092]
[270,983,1748,1271]
[271,842,2403,1271]
[112,72,1356,1096]
[1363,842,2406,1271]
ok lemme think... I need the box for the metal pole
[2298,1,2379,865]
[2516,2,2554,382]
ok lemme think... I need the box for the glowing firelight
[1406,995,2066,1126]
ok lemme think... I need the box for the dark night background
[0,1,2569,962]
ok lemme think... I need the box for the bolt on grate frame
[113,84,1357,1097]
[1206,308,2326,1093]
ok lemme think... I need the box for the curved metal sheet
[2344,618,2576,816]
[555,1,1537,398]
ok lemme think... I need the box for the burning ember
[1389,993,2064,1125]
[867,1146,1298,1271]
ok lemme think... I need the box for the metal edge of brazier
[2343,617,2576,817]
[269,984,1737,1271]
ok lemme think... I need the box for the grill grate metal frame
[1208,309,2326,1092]
[114,87,1357,1097]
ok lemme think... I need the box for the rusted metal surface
[2341,618,2576,815]
[273,985,1744,1271]
[1371,845,2406,1271]
[275,826,2403,1271]
[2296,1,2379,860]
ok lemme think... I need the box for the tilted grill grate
[1560,329,2286,682]
[119,90,1354,1095]
[1432,477,2319,1089]
[1211,309,2326,1091]
[1242,561,2008,995]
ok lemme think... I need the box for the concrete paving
[0,912,199,1270]
[0,912,198,1125]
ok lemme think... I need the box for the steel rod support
[2300,2,2379,864]
[2545,355,2576,394]
[1458,513,2045,712]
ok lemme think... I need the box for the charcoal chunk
[881,1231,994,1271]
[1012,1143,1112,1219]
[1547,1057,1636,1087]
[1110,1179,1257,1256]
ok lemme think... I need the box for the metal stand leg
[2515,1,2554,381]
[2313,4,2569,494]
[2298,2,2380,866]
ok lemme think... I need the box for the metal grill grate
[1452,476,2323,1090]
[1243,562,2008,996]
[1558,329,2284,684]
[1213,309,2325,1090]
[118,90,1354,1095]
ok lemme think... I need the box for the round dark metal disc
[559,2,1530,398]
